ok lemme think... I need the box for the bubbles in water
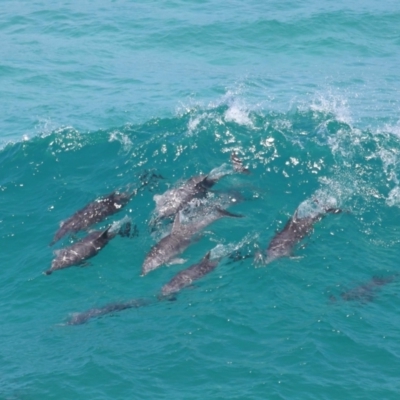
[296,188,339,219]
[210,232,258,260]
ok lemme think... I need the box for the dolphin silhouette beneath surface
[258,202,342,265]
[45,219,132,275]
[67,252,220,325]
[153,152,249,221]
[142,207,242,276]
[66,298,153,325]
[50,190,135,245]
[161,251,220,297]
[330,275,397,303]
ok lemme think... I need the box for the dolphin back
[161,251,219,296]
[50,191,132,245]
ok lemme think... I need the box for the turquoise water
[2,1,400,399]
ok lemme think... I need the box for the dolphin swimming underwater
[67,252,219,325]
[153,152,249,220]
[330,275,397,303]
[50,190,135,245]
[161,251,220,297]
[142,207,242,276]
[45,218,132,275]
[66,298,152,325]
[258,200,341,265]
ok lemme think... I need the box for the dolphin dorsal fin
[195,175,213,189]
[99,226,111,239]
[203,251,211,261]
[216,207,243,218]
[172,212,182,233]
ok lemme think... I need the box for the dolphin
[67,252,219,325]
[66,298,152,325]
[45,219,131,275]
[161,251,220,297]
[142,207,242,276]
[259,205,341,265]
[153,152,249,220]
[330,275,397,303]
[50,190,135,245]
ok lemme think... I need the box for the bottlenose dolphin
[50,190,135,245]
[330,275,397,303]
[259,204,341,264]
[45,219,131,275]
[67,252,219,325]
[153,152,249,220]
[161,251,219,297]
[66,298,152,325]
[142,207,242,276]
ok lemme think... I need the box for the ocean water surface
[1,1,400,399]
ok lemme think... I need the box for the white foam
[224,102,253,127]
[109,129,133,152]
[378,148,399,184]
[376,121,400,139]
[210,232,258,260]
[309,91,352,125]
[187,115,201,135]
[296,188,341,219]
[35,117,59,138]
[386,187,400,208]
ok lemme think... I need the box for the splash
[296,190,339,219]
[109,129,133,153]
[224,102,254,127]
[308,90,353,125]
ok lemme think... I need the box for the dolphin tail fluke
[108,215,134,238]
[215,207,243,219]
[119,221,131,237]
[117,221,136,238]
[158,293,177,302]
[137,170,165,192]
[329,295,338,303]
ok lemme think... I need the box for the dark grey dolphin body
[262,207,341,264]
[46,228,113,275]
[45,220,131,275]
[50,190,134,245]
[153,152,249,220]
[161,251,219,296]
[142,208,242,275]
[330,275,397,303]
